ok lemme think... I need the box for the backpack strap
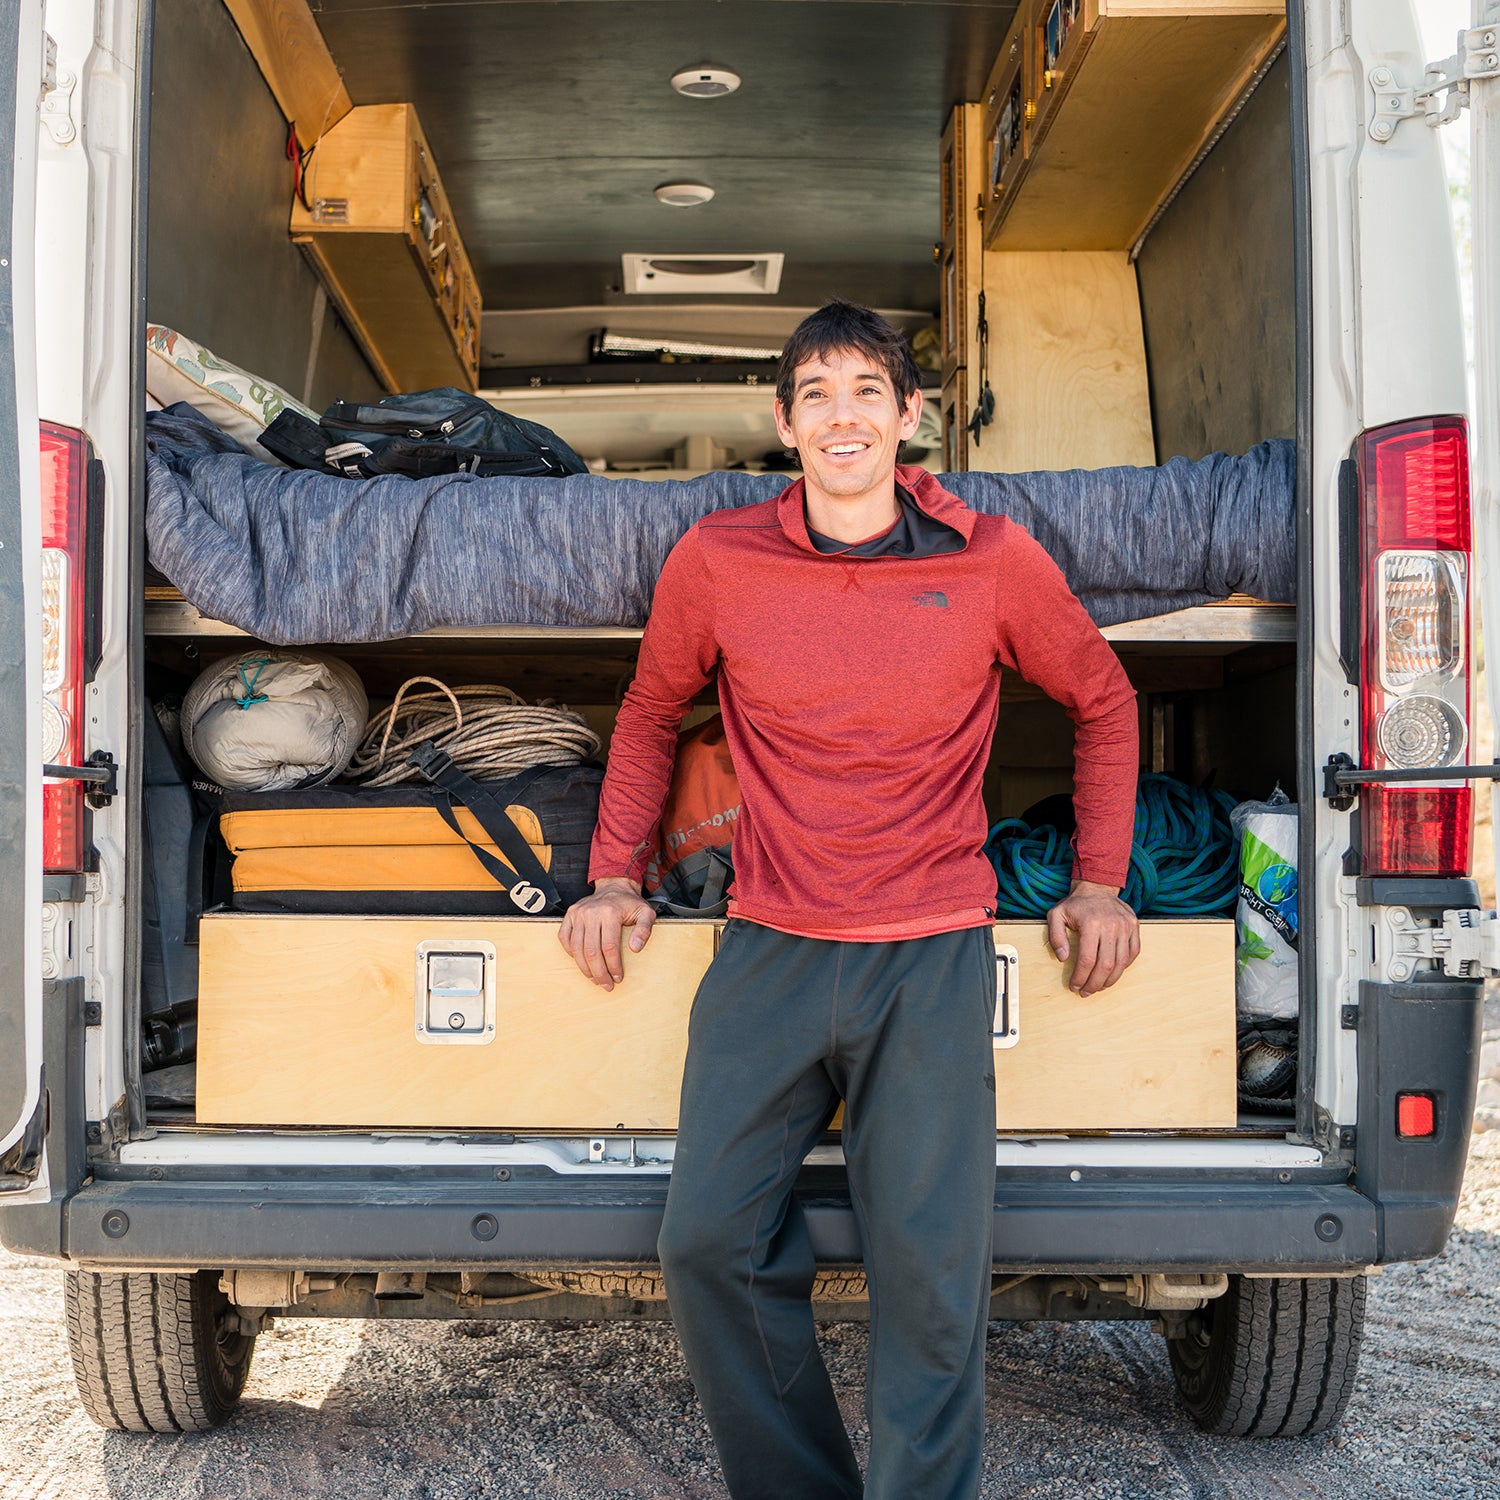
[408,743,562,914]
[648,846,733,918]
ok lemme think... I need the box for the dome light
[654,181,716,207]
[670,66,741,98]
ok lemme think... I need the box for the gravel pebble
[3,1127,1498,1498]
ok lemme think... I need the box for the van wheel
[64,1270,255,1431]
[1166,1274,1366,1436]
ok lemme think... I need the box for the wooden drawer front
[197,915,717,1131]
[197,917,1235,1133]
[992,920,1235,1130]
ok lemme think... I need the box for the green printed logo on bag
[1236,829,1299,968]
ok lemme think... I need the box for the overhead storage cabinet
[980,0,1287,250]
[290,103,482,392]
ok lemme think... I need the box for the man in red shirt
[561,300,1139,1499]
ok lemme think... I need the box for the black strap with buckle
[408,742,563,915]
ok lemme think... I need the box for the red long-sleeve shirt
[589,467,1139,938]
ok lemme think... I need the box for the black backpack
[261,387,589,479]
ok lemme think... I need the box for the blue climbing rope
[984,774,1240,918]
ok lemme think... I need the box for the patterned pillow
[144,325,318,464]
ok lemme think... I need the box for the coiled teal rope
[985,774,1240,918]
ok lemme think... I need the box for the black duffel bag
[261,387,589,480]
[214,758,603,915]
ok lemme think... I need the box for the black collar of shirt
[805,484,967,559]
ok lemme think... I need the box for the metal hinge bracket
[39,34,76,147]
[43,750,118,808]
[1368,26,1500,141]
[1375,906,1500,982]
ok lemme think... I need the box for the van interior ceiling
[138,0,1299,1134]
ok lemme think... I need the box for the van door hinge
[38,34,77,147]
[43,750,117,808]
[1374,906,1500,982]
[1368,26,1500,140]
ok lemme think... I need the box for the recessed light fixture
[670,65,741,98]
[654,181,716,207]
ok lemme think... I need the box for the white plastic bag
[1231,789,1299,1019]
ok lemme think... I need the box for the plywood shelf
[142,597,1294,647]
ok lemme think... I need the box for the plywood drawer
[197,915,1235,1132]
[197,915,718,1131]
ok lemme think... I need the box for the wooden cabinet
[290,104,482,392]
[980,0,1286,251]
[196,915,1235,1132]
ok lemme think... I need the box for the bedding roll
[180,649,369,791]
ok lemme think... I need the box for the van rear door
[0,2,47,1195]
[1473,1,1500,781]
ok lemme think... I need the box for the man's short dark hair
[776,299,921,412]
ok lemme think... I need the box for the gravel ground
[2,1000,1496,1498]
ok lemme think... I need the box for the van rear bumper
[0,1168,1451,1274]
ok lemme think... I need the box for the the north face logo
[912,591,949,608]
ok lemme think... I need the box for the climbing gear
[348,678,599,787]
[644,714,741,916]
[214,761,603,916]
[984,774,1240,918]
[966,291,995,449]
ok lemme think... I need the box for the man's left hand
[1045,880,1140,996]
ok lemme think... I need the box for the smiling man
[560,300,1140,1500]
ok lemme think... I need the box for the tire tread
[1169,1274,1366,1438]
[63,1269,253,1432]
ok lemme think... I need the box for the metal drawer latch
[415,941,496,1044]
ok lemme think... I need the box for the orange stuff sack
[643,714,741,896]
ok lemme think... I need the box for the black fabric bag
[261,388,588,480]
[214,762,603,915]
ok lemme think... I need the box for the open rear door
[0,0,46,1195]
[1475,1,1500,894]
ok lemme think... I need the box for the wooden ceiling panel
[311,0,1018,310]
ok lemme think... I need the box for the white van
[2,0,1497,1440]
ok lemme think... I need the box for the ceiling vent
[621,253,784,295]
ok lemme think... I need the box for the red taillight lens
[1360,785,1472,877]
[1370,420,1471,549]
[40,421,89,873]
[1395,1092,1436,1139]
[1358,418,1472,877]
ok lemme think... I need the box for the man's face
[773,347,922,500]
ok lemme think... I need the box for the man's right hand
[558,877,657,991]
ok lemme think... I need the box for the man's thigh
[667,921,845,1223]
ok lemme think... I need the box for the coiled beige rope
[347,676,600,787]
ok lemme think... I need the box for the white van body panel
[36,0,142,1130]
[1470,0,1500,786]
[0,0,47,1178]
[1304,0,1477,1136]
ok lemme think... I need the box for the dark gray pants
[658,920,998,1500]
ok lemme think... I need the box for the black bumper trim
[0,1174,1410,1274]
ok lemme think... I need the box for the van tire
[1166,1274,1366,1436]
[64,1270,255,1431]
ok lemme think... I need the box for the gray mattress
[145,406,1296,644]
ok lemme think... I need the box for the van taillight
[40,421,88,872]
[1358,418,1472,877]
